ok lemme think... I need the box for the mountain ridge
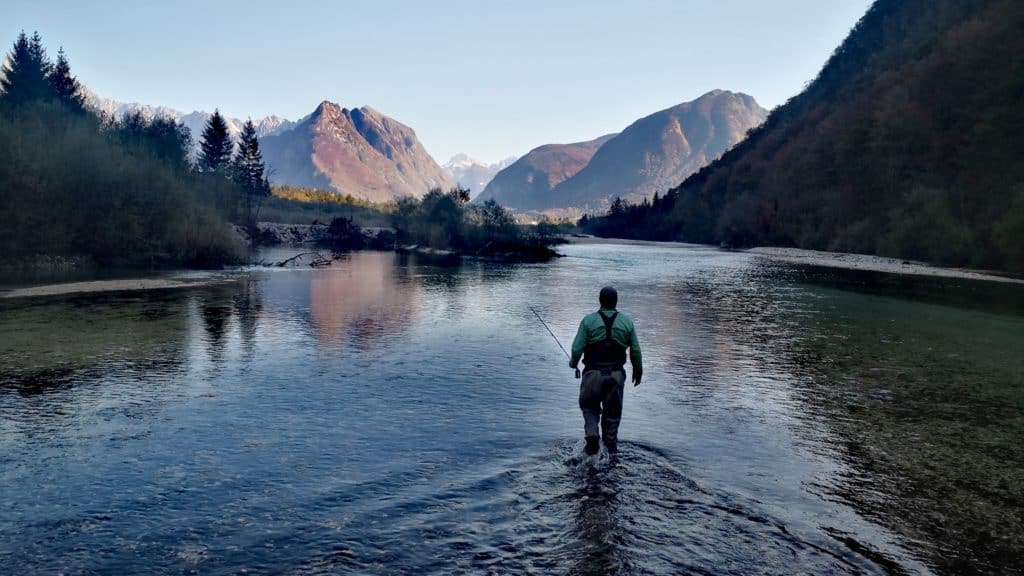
[83,89,295,143]
[475,134,617,209]
[553,90,767,210]
[84,89,454,203]
[259,100,452,203]
[479,90,766,211]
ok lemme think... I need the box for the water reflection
[309,252,420,349]
[569,461,627,576]
[233,277,262,359]
[201,300,232,366]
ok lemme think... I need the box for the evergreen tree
[48,47,83,112]
[231,119,267,194]
[232,119,270,230]
[199,109,232,173]
[0,31,52,107]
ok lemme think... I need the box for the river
[1,241,1021,575]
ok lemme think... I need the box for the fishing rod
[529,306,580,379]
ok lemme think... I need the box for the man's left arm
[570,319,587,369]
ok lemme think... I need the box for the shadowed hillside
[475,134,615,210]
[479,91,766,211]
[589,0,1024,272]
[555,90,766,210]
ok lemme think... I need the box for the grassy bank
[258,185,394,227]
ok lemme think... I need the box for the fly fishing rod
[529,306,580,379]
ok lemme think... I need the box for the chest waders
[583,311,627,371]
[580,311,628,455]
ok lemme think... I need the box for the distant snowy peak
[82,88,296,142]
[443,154,517,198]
[444,153,473,169]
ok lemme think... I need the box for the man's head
[599,286,618,309]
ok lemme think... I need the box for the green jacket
[570,307,642,371]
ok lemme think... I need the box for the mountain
[552,91,767,210]
[477,90,767,211]
[443,154,517,199]
[259,101,452,203]
[475,134,616,209]
[82,90,452,203]
[82,89,295,143]
[607,0,1024,273]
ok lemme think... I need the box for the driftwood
[273,251,333,268]
[310,253,333,267]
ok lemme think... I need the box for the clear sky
[5,0,873,164]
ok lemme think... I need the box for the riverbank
[563,235,696,248]
[0,276,236,299]
[748,246,1024,284]
[564,236,1024,283]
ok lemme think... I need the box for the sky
[5,0,873,164]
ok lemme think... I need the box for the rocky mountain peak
[311,100,345,121]
[261,101,451,203]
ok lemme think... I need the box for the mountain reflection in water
[309,252,419,349]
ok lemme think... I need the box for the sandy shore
[747,246,1024,284]
[0,276,236,299]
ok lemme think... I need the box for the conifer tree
[48,47,84,112]
[199,109,232,174]
[232,119,268,195]
[0,31,52,107]
[232,119,270,230]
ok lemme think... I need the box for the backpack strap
[598,311,618,341]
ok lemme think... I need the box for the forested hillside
[585,0,1024,272]
[0,32,254,268]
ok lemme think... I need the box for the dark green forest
[0,32,263,268]
[583,0,1024,273]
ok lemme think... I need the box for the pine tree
[0,31,52,107]
[199,109,232,174]
[48,47,83,112]
[232,119,270,230]
[231,119,267,194]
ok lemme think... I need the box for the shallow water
[1,243,1021,574]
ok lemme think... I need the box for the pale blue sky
[6,0,872,164]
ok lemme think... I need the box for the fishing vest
[583,311,627,370]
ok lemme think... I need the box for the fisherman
[569,286,642,455]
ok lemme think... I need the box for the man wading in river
[569,286,642,455]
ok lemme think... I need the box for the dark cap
[599,286,618,309]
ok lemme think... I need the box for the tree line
[391,187,557,259]
[0,31,270,268]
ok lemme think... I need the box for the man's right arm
[629,323,642,385]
